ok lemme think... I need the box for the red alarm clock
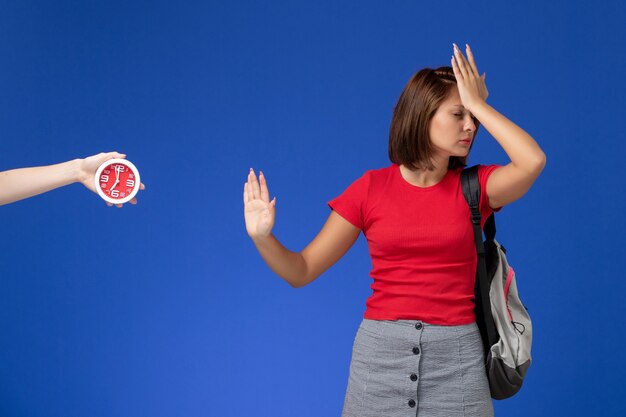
[94,158,141,204]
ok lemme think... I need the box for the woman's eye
[453,113,462,117]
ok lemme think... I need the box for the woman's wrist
[251,233,274,246]
[70,158,88,185]
[466,98,489,116]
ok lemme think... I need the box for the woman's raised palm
[243,169,276,238]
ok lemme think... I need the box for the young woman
[0,151,145,207]
[243,44,545,416]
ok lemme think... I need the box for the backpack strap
[461,166,498,349]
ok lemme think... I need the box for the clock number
[114,165,125,173]
[111,190,120,198]
[100,174,109,182]
[126,179,135,187]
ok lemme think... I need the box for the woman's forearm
[0,159,82,206]
[471,101,546,173]
[251,234,309,288]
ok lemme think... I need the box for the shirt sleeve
[478,164,503,223]
[327,171,370,230]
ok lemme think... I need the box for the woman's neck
[399,163,448,187]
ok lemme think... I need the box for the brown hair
[388,66,479,171]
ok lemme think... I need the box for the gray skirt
[342,319,493,417]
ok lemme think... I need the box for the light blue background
[1,1,624,416]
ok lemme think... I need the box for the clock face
[94,159,141,204]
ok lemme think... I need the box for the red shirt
[328,163,501,325]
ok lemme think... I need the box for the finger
[259,171,270,203]
[245,181,253,204]
[105,151,126,161]
[465,44,480,78]
[116,203,123,208]
[268,196,276,213]
[246,179,254,203]
[243,182,248,204]
[451,55,462,82]
[247,171,254,202]
[107,202,113,207]
[130,198,137,205]
[139,183,146,190]
[249,168,261,199]
[453,44,469,79]
[455,44,471,80]
[455,44,470,68]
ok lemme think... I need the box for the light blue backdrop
[1,1,624,416]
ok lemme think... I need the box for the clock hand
[110,166,121,192]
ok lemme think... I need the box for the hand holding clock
[79,152,145,208]
[0,151,144,207]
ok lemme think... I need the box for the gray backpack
[461,166,532,400]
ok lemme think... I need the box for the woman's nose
[464,115,476,132]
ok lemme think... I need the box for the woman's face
[428,87,477,161]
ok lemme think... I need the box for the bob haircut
[388,66,479,171]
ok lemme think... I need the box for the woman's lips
[459,139,472,145]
